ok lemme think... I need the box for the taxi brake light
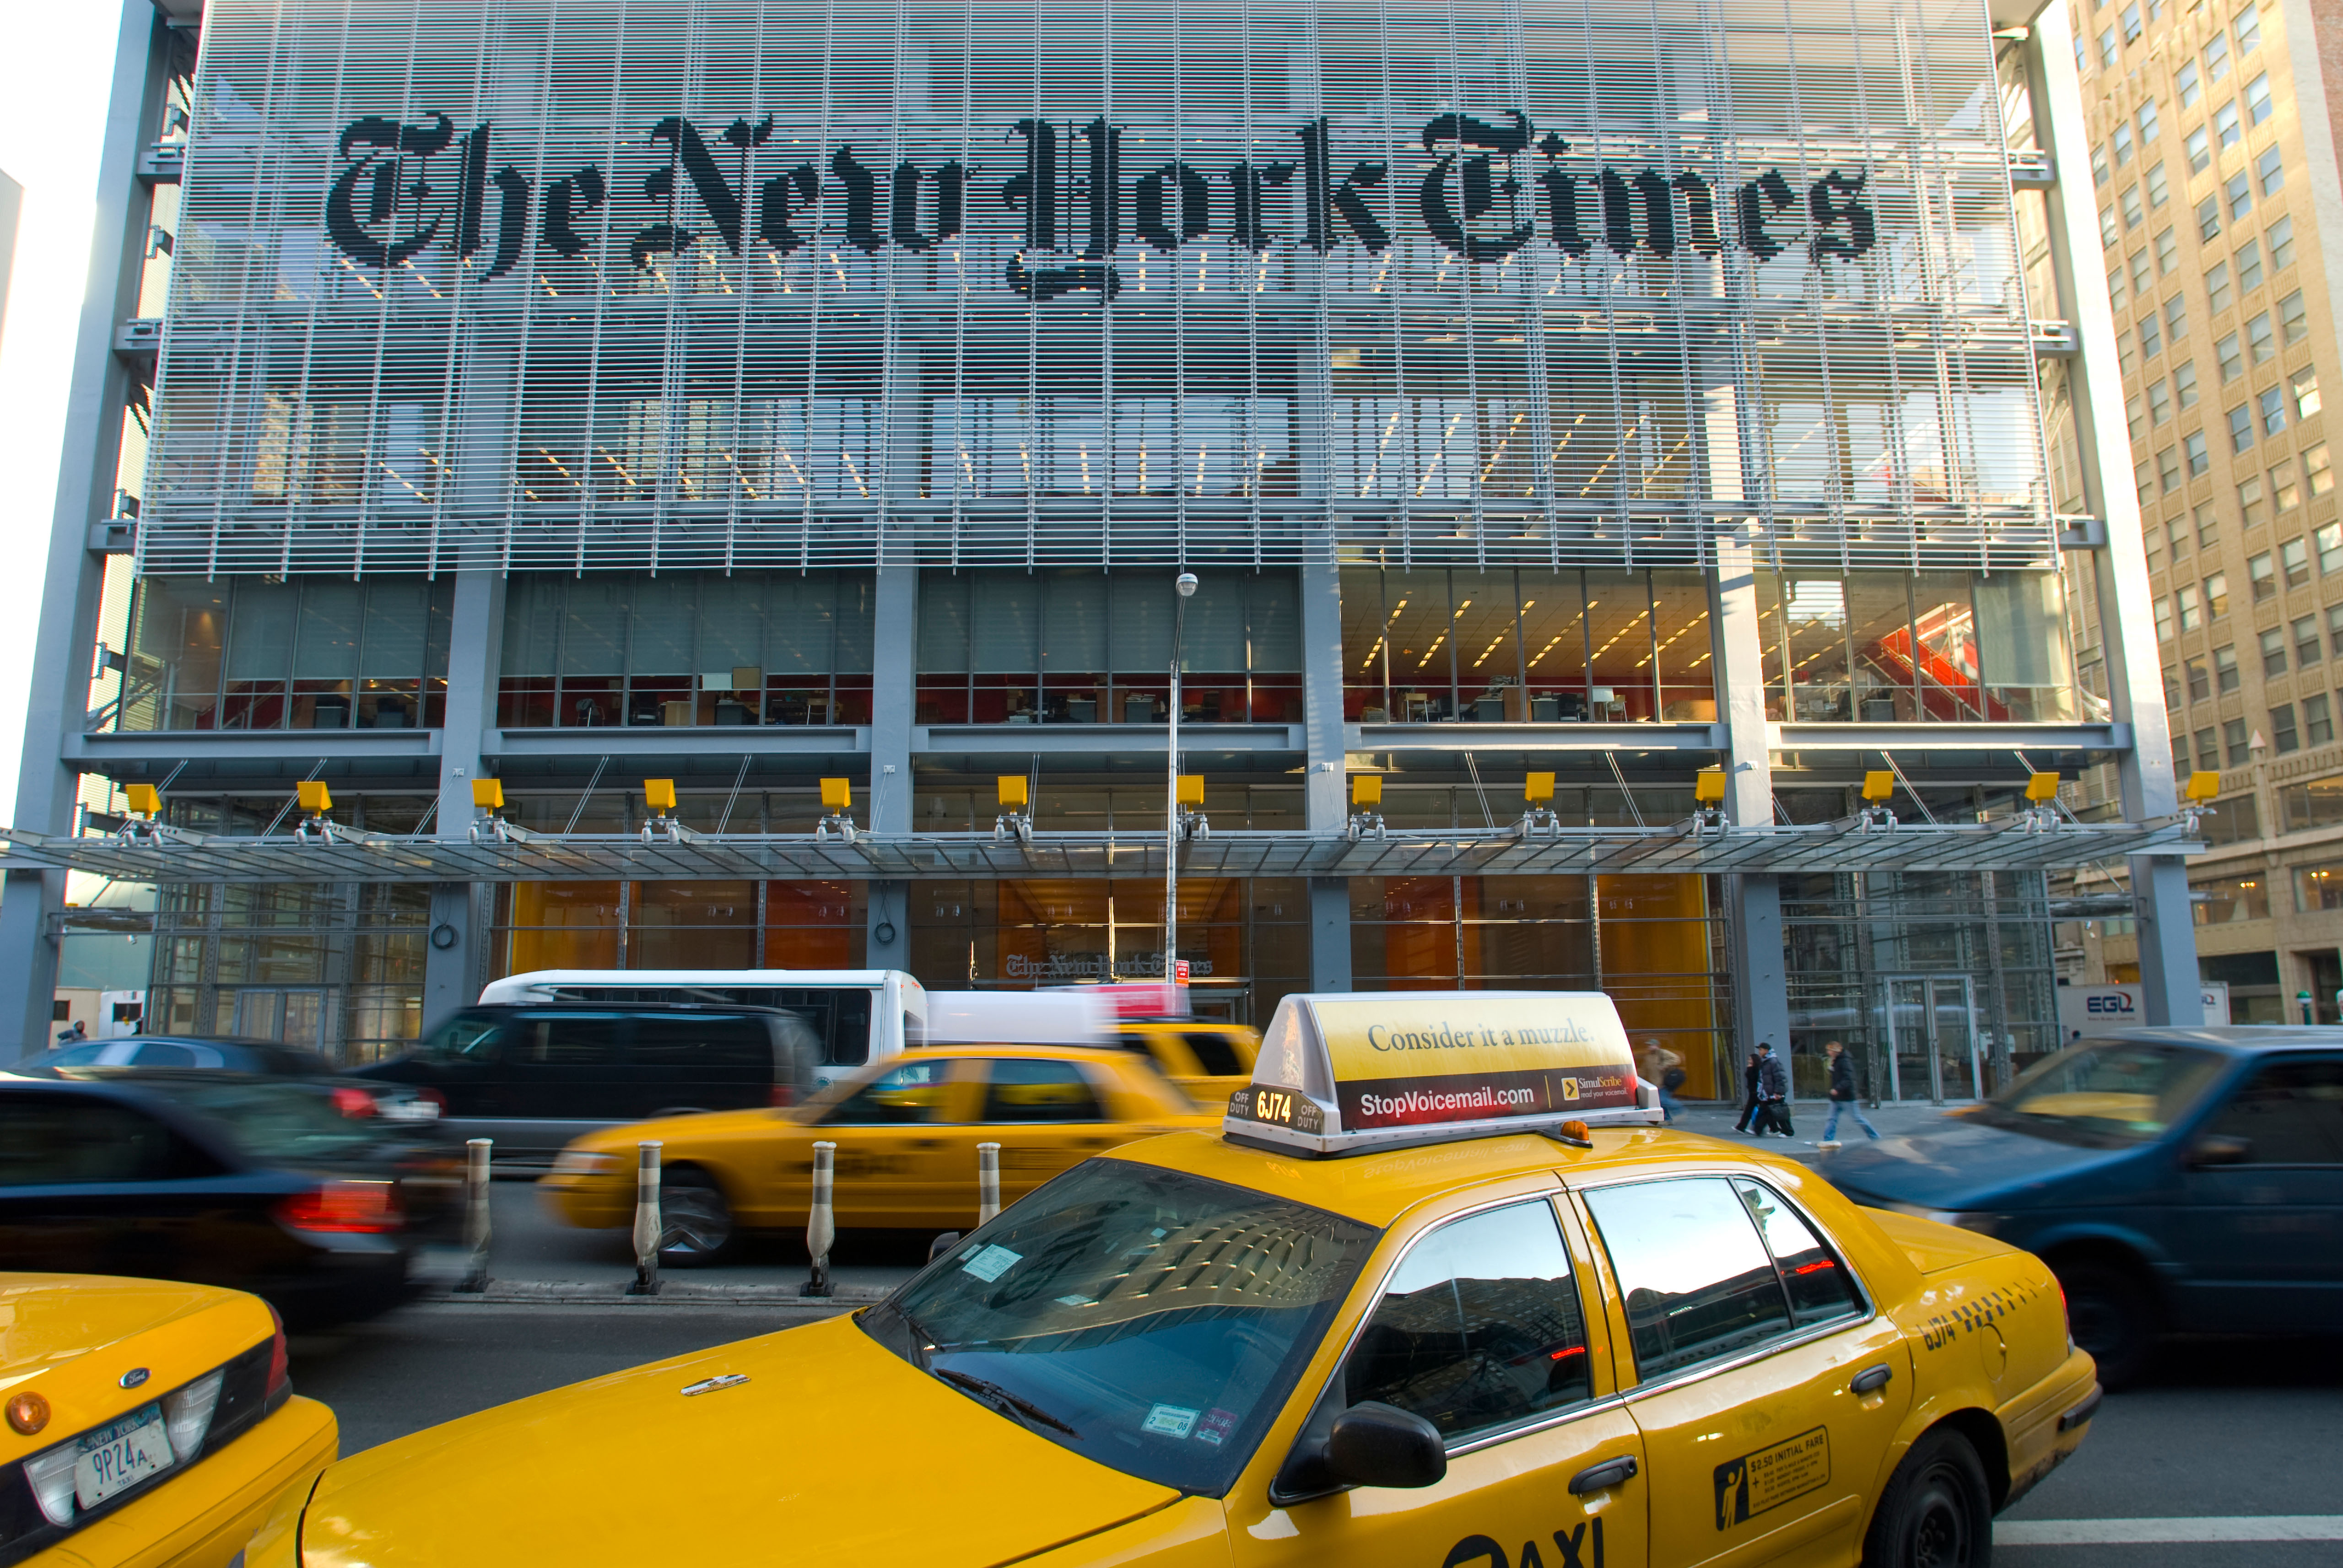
[265,1304,290,1397]
[329,1086,376,1118]
[770,1084,796,1108]
[276,1180,400,1234]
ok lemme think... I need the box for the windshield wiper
[934,1368,1079,1438]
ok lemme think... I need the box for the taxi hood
[1819,1108,2141,1211]
[297,1313,1184,1568]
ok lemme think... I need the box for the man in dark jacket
[1733,1049,1763,1132]
[1820,1040,1880,1145]
[1752,1041,1793,1137]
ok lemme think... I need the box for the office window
[2306,692,2335,747]
[2123,183,2146,229]
[2215,99,2242,150]
[2180,582,2204,631]
[2186,124,2212,172]
[2149,378,2173,425]
[2132,248,2154,296]
[2128,393,2150,442]
[2224,715,2250,763]
[2121,1,2143,40]
[2262,626,2289,675]
[2272,701,2300,754]
[2307,442,2333,496]
[2169,517,2191,560]
[2187,429,2212,476]
[2207,572,2231,620]
[2108,261,2130,313]
[2246,309,2275,364]
[2282,534,2310,587]
[2160,596,2180,642]
[2225,169,2253,221]
[2269,215,2295,269]
[2257,147,2283,198]
[2246,72,2273,126]
[2216,644,2243,692]
[2146,161,2170,208]
[2235,238,2264,294]
[2291,367,2320,419]
[2230,403,2257,453]
[2137,455,2159,505]
[2180,59,2203,107]
[2280,290,2308,346]
[2114,121,2136,164]
[2092,142,2112,187]
[2102,26,2121,67]
[2240,474,2267,528]
[2208,259,2233,313]
[2273,457,2301,516]
[2249,550,2276,600]
[2198,194,2222,241]
[2219,331,2245,382]
[2318,522,2343,577]
[2295,613,2322,666]
[2207,30,2232,81]
[2236,3,2262,52]
[2296,861,2343,912]
[2262,386,2289,436]
[2198,501,2222,544]
[2166,293,2189,343]
[2140,97,2162,142]
[2176,360,2200,408]
[2160,444,2184,492]
[2329,603,2343,657]
[2187,656,2210,698]
[2075,27,2089,73]
[2141,313,2164,358]
[2156,226,2180,273]
[2196,727,2220,770]
[2103,204,2122,248]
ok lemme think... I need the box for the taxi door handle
[1851,1364,1894,1395]
[907,1139,945,1150]
[1567,1455,1638,1495]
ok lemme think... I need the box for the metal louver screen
[144,0,2054,578]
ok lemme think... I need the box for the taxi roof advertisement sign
[1231,991,1652,1156]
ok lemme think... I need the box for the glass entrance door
[1882,976,1981,1103]
[222,988,329,1047]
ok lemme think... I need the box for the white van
[920,989,1114,1048]
[476,969,926,1091]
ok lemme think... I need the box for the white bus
[476,969,926,1091]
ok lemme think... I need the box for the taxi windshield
[1981,1041,2227,1143]
[860,1158,1377,1495]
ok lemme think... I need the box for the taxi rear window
[861,1159,1377,1495]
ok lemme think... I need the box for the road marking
[1998,1516,2343,1546]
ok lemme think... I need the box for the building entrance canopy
[0,818,2202,885]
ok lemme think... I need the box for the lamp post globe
[1175,571,1198,597]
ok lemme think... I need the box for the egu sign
[323,106,1878,298]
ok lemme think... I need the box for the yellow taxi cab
[266,992,2096,1568]
[538,1043,1215,1262]
[1114,1020,1260,1102]
[1,1272,336,1568]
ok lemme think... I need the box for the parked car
[0,1073,462,1328]
[1820,1026,2343,1385]
[349,1004,822,1166]
[12,1034,445,1124]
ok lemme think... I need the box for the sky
[0,4,126,826]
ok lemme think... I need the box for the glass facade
[1756,568,2078,723]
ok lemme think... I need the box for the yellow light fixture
[122,784,160,818]
[2024,771,2060,802]
[296,781,333,814]
[470,779,505,810]
[643,779,677,812]
[1176,775,1205,808]
[1694,768,1727,804]
[996,775,1029,808]
[1524,771,1556,803]
[1350,774,1383,808]
[1859,771,1895,803]
[821,777,853,811]
[2184,770,2222,801]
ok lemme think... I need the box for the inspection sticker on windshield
[1195,1408,1238,1446]
[961,1245,1023,1282]
[1143,1404,1199,1439]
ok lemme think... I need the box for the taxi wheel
[658,1167,739,1266]
[2056,1260,2154,1390]
[1863,1428,1990,1568]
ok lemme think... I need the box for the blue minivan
[1821,1027,2342,1386]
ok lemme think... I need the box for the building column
[0,0,172,1057]
[421,571,506,1037]
[865,562,916,970]
[1300,549,1350,991]
[2032,9,2197,1024]
[1714,529,1792,1083]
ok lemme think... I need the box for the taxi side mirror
[928,1231,962,1263]
[2183,1133,2251,1169]
[1324,1401,1446,1490]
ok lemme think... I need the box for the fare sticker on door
[1713,1426,1830,1530]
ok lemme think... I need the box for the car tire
[2056,1259,2155,1390]
[657,1167,739,1267]
[1863,1426,1992,1568]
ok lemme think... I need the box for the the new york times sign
[324,106,1876,298]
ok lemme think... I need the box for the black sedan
[0,1073,463,1328]
[13,1035,445,1123]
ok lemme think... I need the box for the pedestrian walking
[1752,1041,1793,1137]
[1637,1037,1685,1122]
[1733,1047,1763,1132]
[1819,1040,1880,1145]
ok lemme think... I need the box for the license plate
[74,1405,173,1509]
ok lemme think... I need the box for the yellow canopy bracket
[1350,774,1382,807]
[296,781,333,814]
[1693,769,1727,805]
[1859,770,1896,803]
[820,777,853,811]
[122,784,161,819]
[996,775,1029,808]
[1176,774,1206,808]
[470,779,505,810]
[643,779,678,813]
[2184,770,2222,802]
[1524,771,1555,804]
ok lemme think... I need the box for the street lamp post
[1166,571,1197,987]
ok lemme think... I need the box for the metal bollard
[977,1142,1001,1226]
[627,1141,662,1297]
[802,1141,836,1298]
[457,1138,492,1293]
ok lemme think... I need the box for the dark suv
[351,1004,821,1165]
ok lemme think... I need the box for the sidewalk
[1664,1096,1962,1165]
